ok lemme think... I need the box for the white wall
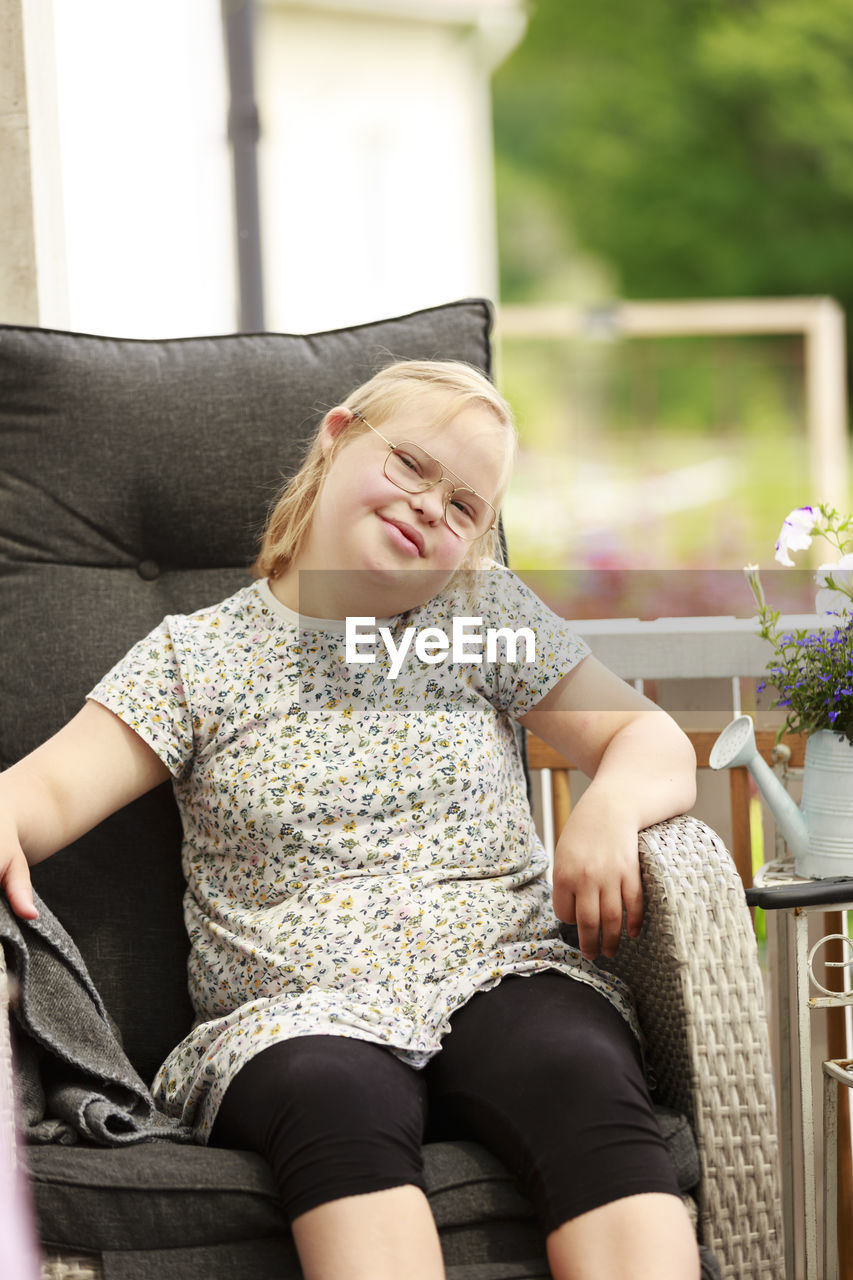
[0,0,68,327]
[52,0,235,337]
[45,0,523,338]
[256,1,517,331]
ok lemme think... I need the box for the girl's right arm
[0,700,171,919]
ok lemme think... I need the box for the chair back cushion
[0,300,494,1081]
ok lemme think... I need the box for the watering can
[709,715,853,879]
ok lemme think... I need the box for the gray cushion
[0,300,494,1081]
[100,1246,552,1280]
[30,1140,544,1276]
[29,1113,699,1253]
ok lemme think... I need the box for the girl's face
[290,393,508,617]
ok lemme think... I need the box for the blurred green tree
[493,0,853,310]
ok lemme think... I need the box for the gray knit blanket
[1,892,195,1146]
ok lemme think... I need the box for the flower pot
[796,731,853,879]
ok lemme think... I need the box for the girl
[0,360,700,1280]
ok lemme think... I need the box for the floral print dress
[87,568,639,1140]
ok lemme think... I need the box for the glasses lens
[383,441,495,540]
[384,443,441,493]
[444,490,494,540]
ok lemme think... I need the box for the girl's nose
[410,484,446,523]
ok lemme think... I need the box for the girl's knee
[212,1036,428,1224]
[546,1193,701,1280]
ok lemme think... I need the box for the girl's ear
[319,407,355,456]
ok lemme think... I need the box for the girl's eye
[450,496,476,522]
[395,449,424,476]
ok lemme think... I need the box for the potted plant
[744,505,853,877]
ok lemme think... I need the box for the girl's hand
[0,701,171,921]
[520,656,696,962]
[551,785,643,962]
[1,849,38,919]
[0,818,38,919]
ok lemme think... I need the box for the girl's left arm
[518,654,697,964]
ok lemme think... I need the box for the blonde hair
[252,360,517,580]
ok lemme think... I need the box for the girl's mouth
[380,516,424,557]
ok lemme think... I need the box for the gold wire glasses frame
[353,414,497,541]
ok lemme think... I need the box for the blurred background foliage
[493,0,853,309]
[491,0,853,597]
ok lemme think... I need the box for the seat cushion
[97,1250,552,1280]
[30,1118,715,1279]
[29,1109,699,1252]
[30,1140,546,1276]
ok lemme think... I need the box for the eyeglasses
[354,415,497,541]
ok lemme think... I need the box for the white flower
[815,553,853,617]
[775,505,816,566]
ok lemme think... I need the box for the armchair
[0,300,782,1279]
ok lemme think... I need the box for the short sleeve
[462,567,591,718]
[86,617,195,779]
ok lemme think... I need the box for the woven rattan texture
[41,1255,102,1280]
[607,815,785,1279]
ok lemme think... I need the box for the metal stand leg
[796,909,819,1279]
[751,865,853,1279]
[774,910,796,1275]
[825,1065,840,1280]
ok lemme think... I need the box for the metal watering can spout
[709,715,808,863]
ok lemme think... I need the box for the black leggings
[210,971,681,1234]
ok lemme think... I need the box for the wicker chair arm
[605,814,784,1279]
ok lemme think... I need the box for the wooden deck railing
[526,727,807,891]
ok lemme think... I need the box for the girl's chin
[359,564,456,610]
